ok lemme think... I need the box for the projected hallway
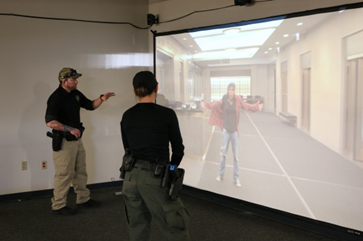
[181,111,363,231]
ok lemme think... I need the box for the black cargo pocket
[162,202,189,231]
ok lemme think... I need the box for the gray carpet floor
[0,186,342,241]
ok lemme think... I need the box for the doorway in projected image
[156,50,173,98]
[301,52,311,132]
[281,61,288,112]
[344,30,363,163]
[345,57,363,162]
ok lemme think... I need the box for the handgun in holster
[162,164,185,201]
[119,149,134,179]
[46,131,63,152]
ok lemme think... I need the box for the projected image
[155,6,363,232]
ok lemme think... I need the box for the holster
[47,131,63,151]
[119,151,134,179]
[162,164,185,200]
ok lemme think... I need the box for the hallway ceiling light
[193,47,259,60]
[224,48,237,54]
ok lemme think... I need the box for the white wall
[149,0,363,33]
[1,0,363,196]
[0,0,150,195]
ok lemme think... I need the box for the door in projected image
[179,61,185,103]
[301,52,311,131]
[301,68,311,131]
[156,50,174,100]
[345,57,363,161]
[281,61,288,112]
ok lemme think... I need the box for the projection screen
[154,3,363,233]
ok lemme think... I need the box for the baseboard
[0,180,123,202]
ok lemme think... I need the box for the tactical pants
[52,138,90,210]
[122,167,190,241]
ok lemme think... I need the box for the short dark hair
[134,86,154,98]
[133,71,158,97]
[227,82,235,90]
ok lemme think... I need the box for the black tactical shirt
[45,85,94,129]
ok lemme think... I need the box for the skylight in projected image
[189,19,284,38]
[194,28,276,51]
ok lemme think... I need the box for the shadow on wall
[19,81,54,190]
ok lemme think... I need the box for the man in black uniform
[121,71,190,241]
[45,67,115,215]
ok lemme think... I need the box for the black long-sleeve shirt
[121,103,184,166]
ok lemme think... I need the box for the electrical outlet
[22,161,27,171]
[42,161,47,170]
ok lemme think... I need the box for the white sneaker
[235,180,241,187]
[216,176,223,181]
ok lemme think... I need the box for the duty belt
[133,159,156,172]
[53,130,78,141]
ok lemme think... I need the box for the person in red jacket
[204,83,263,187]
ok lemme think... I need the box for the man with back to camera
[45,67,115,215]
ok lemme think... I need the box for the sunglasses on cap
[64,69,78,79]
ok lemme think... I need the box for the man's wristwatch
[100,94,104,101]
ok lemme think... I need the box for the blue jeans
[219,129,239,181]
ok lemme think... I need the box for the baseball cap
[132,71,158,91]
[58,68,82,81]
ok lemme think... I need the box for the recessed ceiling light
[190,45,193,48]
[183,38,187,40]
[283,34,289,37]
[297,22,303,26]
[275,42,280,45]
[295,33,300,41]
[268,48,272,50]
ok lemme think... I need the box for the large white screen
[155,6,363,232]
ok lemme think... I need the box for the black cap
[133,71,158,91]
